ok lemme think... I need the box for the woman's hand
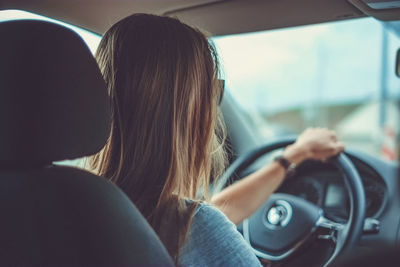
[284,128,345,165]
[212,127,345,225]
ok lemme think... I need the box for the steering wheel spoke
[316,215,345,243]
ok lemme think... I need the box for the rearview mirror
[396,48,400,78]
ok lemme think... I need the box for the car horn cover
[246,193,321,253]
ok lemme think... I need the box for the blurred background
[213,18,400,162]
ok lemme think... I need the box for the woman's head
[90,13,226,259]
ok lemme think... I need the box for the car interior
[1,0,400,266]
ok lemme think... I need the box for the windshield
[213,18,400,162]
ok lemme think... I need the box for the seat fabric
[0,20,173,266]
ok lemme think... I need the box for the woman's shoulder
[188,202,244,247]
[180,202,262,266]
[188,202,235,234]
[184,200,228,223]
[193,202,230,221]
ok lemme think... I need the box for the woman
[90,13,344,266]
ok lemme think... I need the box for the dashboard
[277,156,387,223]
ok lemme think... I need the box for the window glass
[213,18,400,161]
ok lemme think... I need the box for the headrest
[0,20,110,164]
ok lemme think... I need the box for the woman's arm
[211,128,345,225]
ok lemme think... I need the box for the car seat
[0,19,174,266]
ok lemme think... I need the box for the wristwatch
[274,155,296,177]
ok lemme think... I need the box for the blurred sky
[213,18,400,114]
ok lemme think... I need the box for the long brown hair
[89,13,226,261]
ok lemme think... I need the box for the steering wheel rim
[214,137,366,266]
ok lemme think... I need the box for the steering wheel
[213,137,366,267]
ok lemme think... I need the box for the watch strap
[274,155,296,177]
[274,155,291,170]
